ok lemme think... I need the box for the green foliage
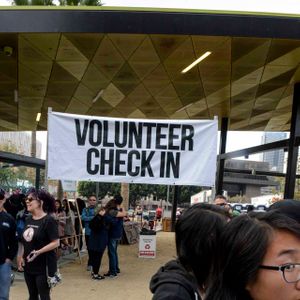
[77,181,201,207]
[80,0,101,5]
[77,181,121,198]
[13,0,102,5]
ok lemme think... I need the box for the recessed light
[181,51,212,74]
[36,113,41,122]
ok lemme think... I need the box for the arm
[17,243,24,271]
[7,219,18,262]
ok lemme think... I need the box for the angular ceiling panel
[0,32,298,131]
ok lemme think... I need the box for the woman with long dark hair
[17,189,59,300]
[87,207,114,280]
[206,211,300,300]
[150,203,228,299]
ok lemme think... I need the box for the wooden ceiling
[0,32,299,131]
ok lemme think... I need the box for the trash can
[162,217,172,232]
[138,228,157,258]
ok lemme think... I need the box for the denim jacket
[81,206,95,236]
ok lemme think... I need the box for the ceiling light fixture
[36,113,41,122]
[92,89,104,103]
[181,51,212,74]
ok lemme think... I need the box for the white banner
[61,180,77,192]
[47,112,217,186]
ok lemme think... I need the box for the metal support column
[35,167,40,190]
[171,185,180,232]
[284,83,300,199]
[216,118,228,195]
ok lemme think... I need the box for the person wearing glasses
[206,211,300,300]
[17,188,59,300]
[0,187,18,300]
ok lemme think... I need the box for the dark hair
[175,203,227,289]
[268,199,300,223]
[0,188,5,200]
[27,188,56,214]
[105,199,117,211]
[214,194,227,201]
[114,194,123,205]
[55,199,63,213]
[206,211,300,300]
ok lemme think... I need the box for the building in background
[0,131,42,158]
[262,132,287,172]
[223,159,279,201]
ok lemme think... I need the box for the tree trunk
[121,182,129,210]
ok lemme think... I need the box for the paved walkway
[10,232,175,300]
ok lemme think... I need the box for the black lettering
[156,123,168,150]
[103,121,114,147]
[89,120,102,147]
[166,152,180,178]
[115,149,127,176]
[168,124,181,150]
[115,121,128,148]
[160,152,166,177]
[86,148,99,175]
[143,123,156,149]
[128,122,143,148]
[75,119,89,146]
[100,149,114,175]
[128,150,140,176]
[181,125,194,151]
[141,151,155,177]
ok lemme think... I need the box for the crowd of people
[150,195,300,300]
[1,184,300,300]
[0,187,128,300]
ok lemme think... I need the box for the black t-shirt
[0,211,18,264]
[22,214,58,274]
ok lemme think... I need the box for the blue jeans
[108,239,119,275]
[0,262,11,300]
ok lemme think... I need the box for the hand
[17,256,24,271]
[26,250,39,262]
[5,258,11,264]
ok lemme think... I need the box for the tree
[12,0,102,6]
[77,181,120,198]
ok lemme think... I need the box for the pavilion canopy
[0,8,299,132]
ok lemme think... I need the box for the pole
[171,185,180,232]
[284,83,300,199]
[216,117,228,195]
[44,107,52,190]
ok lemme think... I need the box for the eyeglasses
[26,197,38,202]
[259,263,300,283]
[216,203,227,207]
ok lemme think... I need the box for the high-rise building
[0,131,42,158]
[262,132,287,172]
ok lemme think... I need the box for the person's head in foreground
[206,211,300,300]
[150,203,227,299]
[268,199,300,223]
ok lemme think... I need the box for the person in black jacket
[0,187,18,300]
[149,203,227,300]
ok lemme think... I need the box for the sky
[0,0,300,14]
